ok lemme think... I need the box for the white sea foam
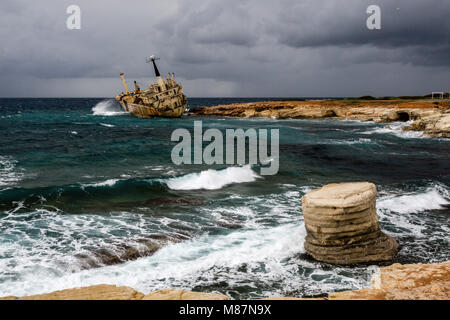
[166,165,260,190]
[1,180,448,298]
[0,210,170,297]
[0,223,311,297]
[322,138,374,145]
[375,183,450,241]
[99,123,115,128]
[0,155,23,189]
[362,121,425,139]
[92,99,126,116]
[81,179,120,188]
[377,184,450,214]
[0,184,379,298]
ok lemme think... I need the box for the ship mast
[146,55,166,91]
[119,72,129,94]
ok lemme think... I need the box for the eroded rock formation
[302,182,398,265]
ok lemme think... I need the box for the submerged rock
[74,234,188,269]
[302,182,398,265]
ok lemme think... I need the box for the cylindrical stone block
[302,182,398,265]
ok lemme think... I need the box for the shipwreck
[116,56,187,118]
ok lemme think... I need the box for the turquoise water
[0,98,449,298]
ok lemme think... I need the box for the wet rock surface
[302,182,398,265]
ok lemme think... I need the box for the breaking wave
[377,183,450,214]
[92,99,126,116]
[166,166,260,190]
[81,179,120,188]
[362,122,424,139]
[376,183,450,262]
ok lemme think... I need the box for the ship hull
[118,101,187,118]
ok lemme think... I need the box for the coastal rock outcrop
[0,286,228,300]
[302,182,398,265]
[189,99,450,138]
[1,284,144,300]
[404,113,450,138]
[329,261,450,300]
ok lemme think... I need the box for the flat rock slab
[303,182,376,209]
[3,284,144,300]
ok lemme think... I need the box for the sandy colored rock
[330,261,450,300]
[371,261,450,290]
[17,284,144,300]
[302,182,398,265]
[253,296,325,300]
[1,286,228,300]
[142,289,229,300]
[329,288,387,300]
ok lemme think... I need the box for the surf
[166,166,260,190]
[92,99,126,116]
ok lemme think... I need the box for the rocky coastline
[1,260,448,300]
[188,99,450,138]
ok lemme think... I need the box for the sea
[0,97,449,299]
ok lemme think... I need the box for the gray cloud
[269,0,450,67]
[0,0,449,97]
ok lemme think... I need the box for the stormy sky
[0,0,449,97]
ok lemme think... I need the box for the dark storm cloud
[274,1,449,47]
[0,0,449,97]
[268,0,450,66]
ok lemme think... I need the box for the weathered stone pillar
[302,182,398,265]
